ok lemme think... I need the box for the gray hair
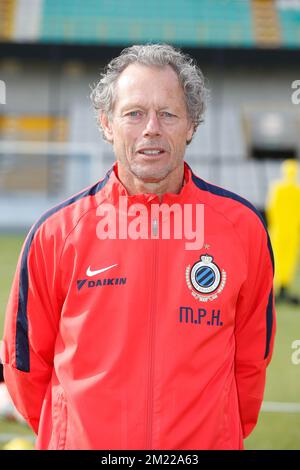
[90,44,209,142]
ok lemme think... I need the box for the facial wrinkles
[135,139,171,153]
[115,70,187,121]
[107,65,193,186]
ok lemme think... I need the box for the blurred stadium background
[0,0,300,450]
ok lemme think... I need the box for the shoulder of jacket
[191,172,267,234]
[28,172,111,245]
[191,173,274,270]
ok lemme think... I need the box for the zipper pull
[152,218,158,237]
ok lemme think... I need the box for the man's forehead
[113,63,184,106]
[116,63,181,90]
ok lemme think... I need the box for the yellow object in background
[266,159,300,301]
[2,437,34,450]
[0,0,16,41]
[0,115,68,141]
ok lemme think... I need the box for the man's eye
[161,112,175,118]
[127,111,141,118]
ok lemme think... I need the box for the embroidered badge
[186,254,226,302]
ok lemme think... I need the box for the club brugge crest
[185,254,226,302]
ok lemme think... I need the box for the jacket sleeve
[1,222,62,434]
[234,218,276,439]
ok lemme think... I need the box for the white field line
[262,401,300,413]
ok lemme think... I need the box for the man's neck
[117,163,185,201]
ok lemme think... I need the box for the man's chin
[130,163,172,183]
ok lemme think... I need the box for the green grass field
[0,234,300,449]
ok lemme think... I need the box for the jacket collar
[102,161,194,205]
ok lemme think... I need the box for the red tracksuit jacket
[1,162,276,449]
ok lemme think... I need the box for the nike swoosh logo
[86,264,118,277]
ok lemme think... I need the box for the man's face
[101,63,194,183]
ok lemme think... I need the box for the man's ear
[186,120,195,145]
[100,111,114,143]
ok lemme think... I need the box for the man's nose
[143,112,161,137]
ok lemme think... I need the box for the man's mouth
[137,148,166,156]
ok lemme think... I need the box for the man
[266,159,300,305]
[1,44,275,450]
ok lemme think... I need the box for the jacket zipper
[145,216,159,449]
